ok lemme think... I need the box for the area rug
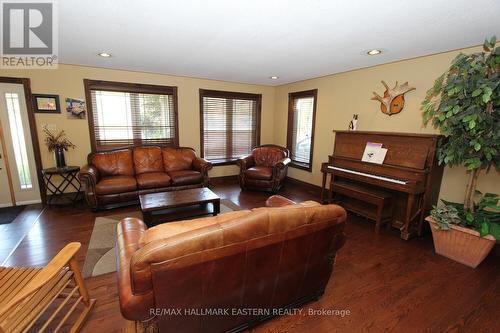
[83,200,240,278]
[0,205,25,225]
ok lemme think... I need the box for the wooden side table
[42,166,82,206]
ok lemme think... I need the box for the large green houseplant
[421,36,499,266]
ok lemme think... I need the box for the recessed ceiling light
[270,76,279,80]
[98,52,112,58]
[367,49,382,56]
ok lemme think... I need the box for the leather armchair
[116,196,347,333]
[236,144,291,193]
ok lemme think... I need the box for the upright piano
[321,131,444,240]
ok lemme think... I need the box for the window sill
[289,161,312,172]
[209,159,238,166]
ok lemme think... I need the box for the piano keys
[327,166,408,185]
[321,130,444,240]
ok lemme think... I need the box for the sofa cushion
[136,172,171,190]
[134,202,347,259]
[91,149,135,176]
[95,175,137,195]
[252,146,287,167]
[133,147,163,174]
[168,170,203,185]
[245,166,273,180]
[162,148,196,172]
[139,210,251,247]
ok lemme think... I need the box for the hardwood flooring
[1,179,499,333]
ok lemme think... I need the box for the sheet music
[361,142,387,164]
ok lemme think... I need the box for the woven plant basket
[426,217,496,268]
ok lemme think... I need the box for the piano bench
[333,181,393,233]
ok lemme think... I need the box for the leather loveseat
[79,146,212,210]
[116,195,346,333]
[236,144,291,193]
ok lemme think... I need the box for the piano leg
[417,195,426,237]
[375,203,384,233]
[328,173,334,204]
[401,193,416,240]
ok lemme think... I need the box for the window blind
[85,80,178,151]
[287,89,317,170]
[200,89,261,163]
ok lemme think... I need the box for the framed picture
[65,97,87,119]
[32,94,61,113]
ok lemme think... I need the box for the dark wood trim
[171,86,180,147]
[255,94,262,147]
[0,77,46,204]
[82,79,176,95]
[286,89,318,172]
[209,175,239,185]
[199,89,262,100]
[333,130,444,138]
[84,79,179,152]
[289,161,312,171]
[199,89,204,158]
[199,88,262,160]
[211,160,237,166]
[285,176,322,193]
[83,79,97,152]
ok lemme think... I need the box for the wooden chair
[0,242,96,333]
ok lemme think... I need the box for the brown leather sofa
[236,145,291,193]
[79,146,212,210]
[116,195,346,333]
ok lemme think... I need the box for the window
[200,89,261,164]
[5,92,32,189]
[84,80,179,151]
[287,89,317,171]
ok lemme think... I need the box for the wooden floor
[1,179,499,333]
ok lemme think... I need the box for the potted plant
[427,193,498,267]
[421,36,499,267]
[43,126,76,168]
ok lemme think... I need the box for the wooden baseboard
[210,175,238,185]
[285,177,322,192]
[209,175,322,195]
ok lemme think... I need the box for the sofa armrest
[79,164,100,184]
[116,218,155,322]
[78,165,100,210]
[236,155,255,170]
[192,157,213,173]
[265,195,297,207]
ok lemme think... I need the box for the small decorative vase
[55,147,66,168]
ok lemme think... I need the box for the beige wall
[274,45,499,203]
[0,64,276,178]
[1,45,498,202]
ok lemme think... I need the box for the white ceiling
[59,0,500,86]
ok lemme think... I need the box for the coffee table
[139,187,221,227]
